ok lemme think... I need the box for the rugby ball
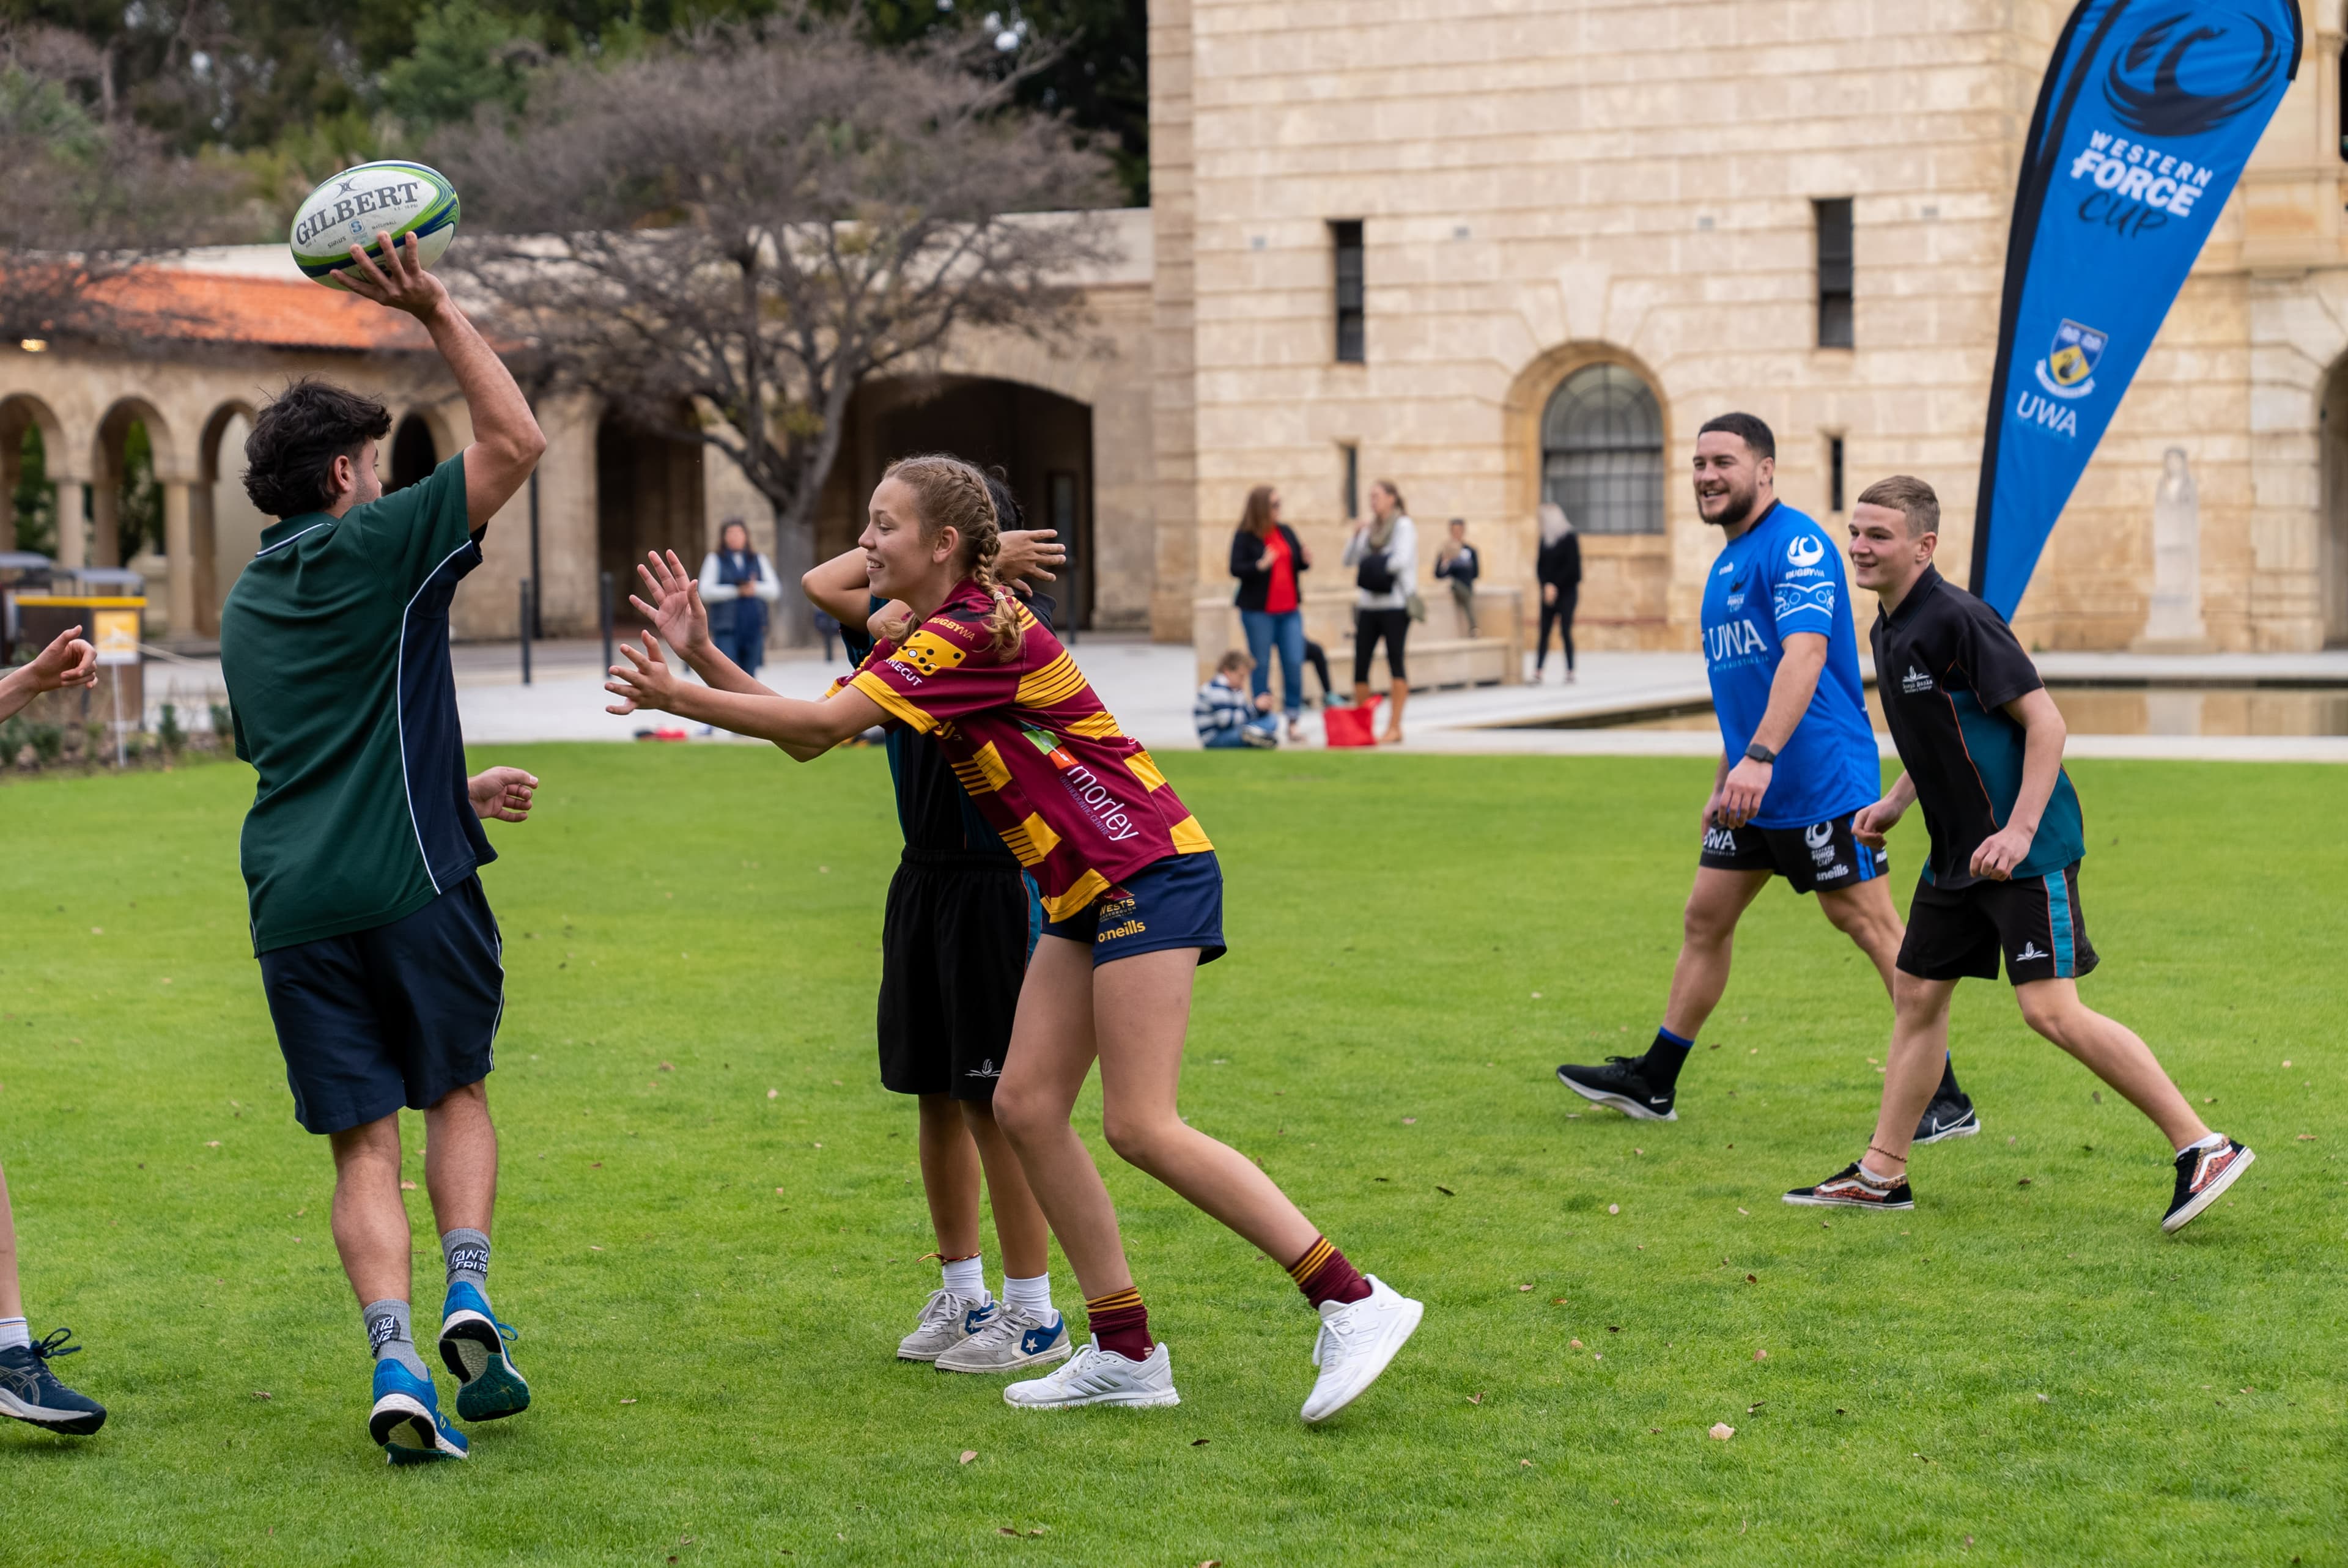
[289,161,460,290]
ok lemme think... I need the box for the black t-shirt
[1871,566,2084,889]
[843,592,1053,859]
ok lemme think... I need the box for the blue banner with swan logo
[1971,0,2300,617]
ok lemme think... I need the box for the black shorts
[257,875,504,1136]
[1899,861,2099,986]
[1041,850,1227,967]
[1698,811,1888,896]
[878,850,1039,1101]
[1353,608,1410,684]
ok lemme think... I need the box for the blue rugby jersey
[1698,501,1881,830]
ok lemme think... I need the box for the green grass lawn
[0,745,2339,1566]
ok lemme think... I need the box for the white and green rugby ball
[289,161,460,290]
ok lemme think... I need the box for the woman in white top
[698,519,783,679]
[1340,479,1417,744]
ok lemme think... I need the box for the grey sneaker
[896,1289,994,1363]
[936,1302,1072,1375]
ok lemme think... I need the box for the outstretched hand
[630,550,711,655]
[468,767,539,823]
[23,625,98,693]
[605,633,682,716]
[995,528,1065,596]
[333,230,450,319]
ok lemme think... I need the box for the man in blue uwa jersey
[1557,414,1977,1135]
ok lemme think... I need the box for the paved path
[143,637,2348,762]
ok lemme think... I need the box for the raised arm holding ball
[218,224,545,1466]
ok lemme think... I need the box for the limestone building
[8,1,2348,658]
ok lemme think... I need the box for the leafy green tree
[381,1,544,129]
[11,423,58,559]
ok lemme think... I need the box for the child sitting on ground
[1195,650,1279,749]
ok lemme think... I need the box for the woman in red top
[1228,486,1311,743]
[608,454,1422,1423]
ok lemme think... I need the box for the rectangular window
[1340,443,1359,520]
[1815,198,1854,349]
[1828,436,1846,513]
[1332,220,1365,363]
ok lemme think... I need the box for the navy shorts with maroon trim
[1041,850,1227,967]
[1698,810,1888,896]
[256,874,504,1135]
[877,849,1039,1102]
[1898,861,2098,986]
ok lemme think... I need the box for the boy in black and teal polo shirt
[218,231,548,1463]
[1784,475,2253,1235]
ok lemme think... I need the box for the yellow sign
[92,609,140,667]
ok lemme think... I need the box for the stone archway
[389,412,439,492]
[198,400,263,632]
[596,410,705,631]
[2320,356,2348,646]
[1,394,68,557]
[832,377,1098,630]
[1500,342,1679,649]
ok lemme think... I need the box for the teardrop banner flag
[1971,0,2300,618]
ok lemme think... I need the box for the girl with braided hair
[610,454,1423,1424]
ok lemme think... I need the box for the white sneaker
[1003,1336,1179,1410]
[935,1303,1073,1375]
[896,1289,994,1363]
[1301,1276,1423,1423]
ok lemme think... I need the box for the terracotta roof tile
[84,268,437,353]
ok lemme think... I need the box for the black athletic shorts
[878,850,1040,1101]
[1899,860,2098,986]
[257,875,504,1136]
[1698,810,1888,896]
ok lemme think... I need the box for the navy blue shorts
[1042,851,1227,967]
[257,875,505,1135]
[1698,810,1887,896]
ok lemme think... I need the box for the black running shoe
[1913,1092,1980,1145]
[2163,1137,2254,1234]
[1555,1057,1677,1121]
[0,1328,107,1435]
[1784,1161,1914,1211]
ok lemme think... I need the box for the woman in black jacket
[1230,485,1312,742]
[1535,502,1581,683]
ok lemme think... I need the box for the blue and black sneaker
[369,1359,468,1463]
[438,1281,529,1423]
[0,1328,107,1436]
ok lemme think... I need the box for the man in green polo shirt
[220,231,546,1465]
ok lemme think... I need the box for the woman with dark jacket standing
[1534,502,1581,684]
[1229,485,1312,743]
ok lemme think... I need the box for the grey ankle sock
[364,1298,429,1380]
[441,1228,492,1296]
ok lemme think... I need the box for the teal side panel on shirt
[1950,691,2085,880]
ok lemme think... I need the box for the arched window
[1541,364,1665,535]
[389,414,438,492]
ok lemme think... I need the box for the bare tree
[0,23,245,344]
[435,16,1120,638]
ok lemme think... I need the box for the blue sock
[1643,1027,1694,1090]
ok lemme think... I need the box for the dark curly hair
[243,377,393,518]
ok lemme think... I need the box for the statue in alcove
[2135,446,2212,652]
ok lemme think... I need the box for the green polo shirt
[219,453,494,954]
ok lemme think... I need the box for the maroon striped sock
[1084,1287,1153,1361]
[1287,1235,1372,1309]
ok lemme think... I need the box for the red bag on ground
[1323,696,1381,748]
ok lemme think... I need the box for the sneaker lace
[1602,1055,1641,1068]
[30,1327,81,1365]
[915,1289,967,1330]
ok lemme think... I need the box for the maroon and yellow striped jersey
[833,578,1213,922]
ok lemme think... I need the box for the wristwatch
[1744,741,1778,764]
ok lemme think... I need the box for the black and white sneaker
[1913,1092,1981,1145]
[1555,1058,1677,1121]
[1784,1161,1914,1211]
[2163,1137,2254,1234]
[0,1328,107,1435]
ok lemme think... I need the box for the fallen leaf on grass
[1467,1393,1483,1405]
[2017,1177,2033,1187]
[1754,1349,1768,1361]
[619,1397,637,1404]
[1607,1204,1620,1215]
[658,1062,675,1072]
[1436,1185,1456,1196]
[1552,1297,1568,1306]
[767,1089,778,1100]
[1519,1459,1532,1468]
[2037,1393,2050,1403]
[2297,1133,2316,1142]
[1401,1117,1417,1125]
[251,1390,271,1401]
[206,1141,221,1149]
[1191,1438,1209,1446]
[959,1451,977,1464]
[1736,1207,1748,1215]
[1746,1401,1765,1415]
[1710,1423,1734,1441]
[1745,1273,1757,1284]
[1570,1338,1584,1349]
